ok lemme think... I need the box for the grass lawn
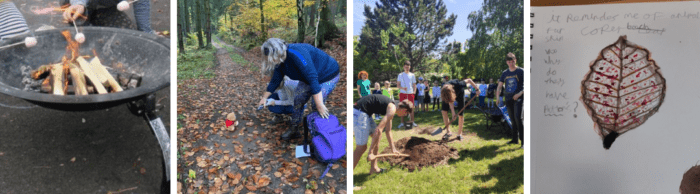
[353,89,523,194]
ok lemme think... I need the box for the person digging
[353,94,414,175]
[432,78,480,142]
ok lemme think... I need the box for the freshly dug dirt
[378,137,459,172]
[680,164,700,194]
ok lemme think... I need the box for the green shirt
[357,79,371,97]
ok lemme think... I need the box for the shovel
[368,153,410,160]
[431,95,478,136]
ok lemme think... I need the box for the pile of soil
[680,164,700,194]
[378,136,459,172]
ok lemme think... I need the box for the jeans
[291,75,340,124]
[506,97,523,145]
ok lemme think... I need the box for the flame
[60,30,80,64]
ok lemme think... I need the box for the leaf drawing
[581,36,666,149]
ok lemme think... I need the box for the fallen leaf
[140,167,146,174]
[70,157,76,162]
[274,172,282,178]
[257,176,271,187]
[245,184,257,191]
[305,189,313,194]
[332,164,339,169]
[215,178,223,187]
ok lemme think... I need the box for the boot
[268,114,284,125]
[281,124,301,140]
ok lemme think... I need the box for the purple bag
[303,112,346,179]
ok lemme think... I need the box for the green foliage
[356,0,457,75]
[177,46,216,80]
[459,0,524,80]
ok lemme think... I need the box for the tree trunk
[195,0,204,48]
[205,0,212,48]
[314,0,321,47]
[178,0,186,53]
[259,0,266,41]
[307,1,316,35]
[184,0,191,33]
[317,0,337,48]
[296,0,305,43]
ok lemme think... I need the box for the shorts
[415,96,424,105]
[353,108,376,146]
[399,93,415,103]
[442,96,465,116]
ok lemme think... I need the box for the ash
[21,65,41,92]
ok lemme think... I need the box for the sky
[352,0,485,50]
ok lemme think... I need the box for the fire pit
[0,27,169,111]
[0,27,170,193]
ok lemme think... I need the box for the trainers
[412,122,418,127]
[397,123,404,129]
[281,125,301,140]
[442,133,452,141]
[457,135,463,141]
[268,115,284,125]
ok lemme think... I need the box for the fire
[60,30,80,64]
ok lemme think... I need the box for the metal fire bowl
[0,27,170,111]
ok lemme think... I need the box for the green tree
[357,0,456,72]
[460,0,523,80]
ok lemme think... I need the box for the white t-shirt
[397,72,416,94]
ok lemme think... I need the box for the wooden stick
[368,153,409,160]
[50,64,65,95]
[89,57,123,92]
[68,63,88,95]
[76,57,108,94]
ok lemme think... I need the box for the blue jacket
[266,44,339,95]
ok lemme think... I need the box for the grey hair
[261,38,288,77]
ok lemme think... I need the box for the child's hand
[257,98,266,108]
[265,99,275,106]
[63,4,85,22]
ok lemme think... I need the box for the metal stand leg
[128,94,170,193]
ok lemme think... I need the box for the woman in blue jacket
[257,38,340,140]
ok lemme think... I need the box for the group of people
[353,53,524,174]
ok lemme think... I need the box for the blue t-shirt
[499,67,524,101]
[416,83,426,96]
[479,84,488,97]
[266,44,340,95]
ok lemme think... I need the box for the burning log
[27,30,135,95]
[76,56,108,94]
[41,75,52,93]
[31,65,52,80]
[68,63,88,95]
[50,64,65,95]
[88,57,123,92]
